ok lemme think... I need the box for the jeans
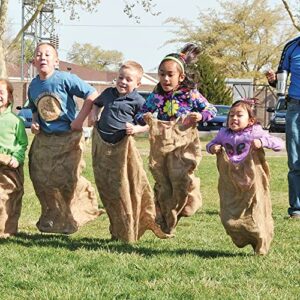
[286,100,300,216]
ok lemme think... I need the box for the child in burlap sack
[28,42,102,234]
[207,99,284,255]
[91,61,171,242]
[135,44,217,234]
[0,78,28,237]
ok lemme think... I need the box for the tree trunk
[0,39,7,78]
[0,0,8,78]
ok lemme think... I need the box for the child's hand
[189,112,202,123]
[8,157,19,169]
[71,119,83,131]
[252,139,262,150]
[31,122,40,134]
[125,122,136,135]
[210,144,222,154]
[183,112,202,128]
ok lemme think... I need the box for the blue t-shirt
[94,87,145,143]
[278,36,300,100]
[28,70,95,133]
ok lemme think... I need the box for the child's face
[158,60,185,93]
[116,67,141,96]
[33,44,58,79]
[0,82,11,112]
[228,105,254,132]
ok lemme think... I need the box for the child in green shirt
[0,78,28,237]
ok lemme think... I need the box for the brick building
[7,61,158,113]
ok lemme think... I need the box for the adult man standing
[266,36,300,218]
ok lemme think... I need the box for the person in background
[266,35,300,218]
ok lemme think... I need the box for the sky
[8,0,283,72]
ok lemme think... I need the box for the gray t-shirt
[94,87,145,143]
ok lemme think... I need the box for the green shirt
[0,106,28,164]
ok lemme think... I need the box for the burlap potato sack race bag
[145,115,202,234]
[0,154,24,237]
[216,148,274,255]
[29,131,102,234]
[92,129,171,242]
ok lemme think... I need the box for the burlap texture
[29,131,101,234]
[146,116,202,234]
[0,154,24,237]
[216,148,274,255]
[92,129,170,242]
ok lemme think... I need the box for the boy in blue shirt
[28,42,102,234]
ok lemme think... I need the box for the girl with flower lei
[135,44,217,234]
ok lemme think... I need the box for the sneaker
[290,214,300,219]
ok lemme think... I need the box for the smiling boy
[91,61,170,242]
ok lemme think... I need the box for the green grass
[1,134,299,300]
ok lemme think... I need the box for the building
[7,61,158,112]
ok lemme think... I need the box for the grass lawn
[1,133,299,300]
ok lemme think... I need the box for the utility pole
[21,0,58,80]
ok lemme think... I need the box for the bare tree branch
[8,0,48,50]
[281,0,300,31]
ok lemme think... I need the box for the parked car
[267,96,286,133]
[16,100,32,128]
[198,105,230,131]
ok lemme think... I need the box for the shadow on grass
[0,232,247,258]
[204,209,220,216]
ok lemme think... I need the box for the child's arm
[206,129,225,154]
[252,125,285,151]
[9,120,28,168]
[191,90,217,124]
[71,90,99,131]
[31,112,40,134]
[135,93,157,125]
[125,123,149,135]
[90,104,101,126]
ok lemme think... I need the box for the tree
[282,0,300,31]
[166,0,298,82]
[0,0,159,78]
[67,42,123,71]
[192,54,232,105]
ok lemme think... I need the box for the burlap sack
[29,131,102,234]
[0,154,24,237]
[216,148,274,255]
[92,129,170,242]
[145,116,202,234]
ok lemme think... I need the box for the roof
[7,60,158,86]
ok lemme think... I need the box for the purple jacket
[206,124,285,163]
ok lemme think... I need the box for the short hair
[120,60,144,81]
[35,42,58,57]
[0,78,14,103]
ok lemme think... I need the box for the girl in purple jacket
[206,99,284,255]
[207,99,284,161]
